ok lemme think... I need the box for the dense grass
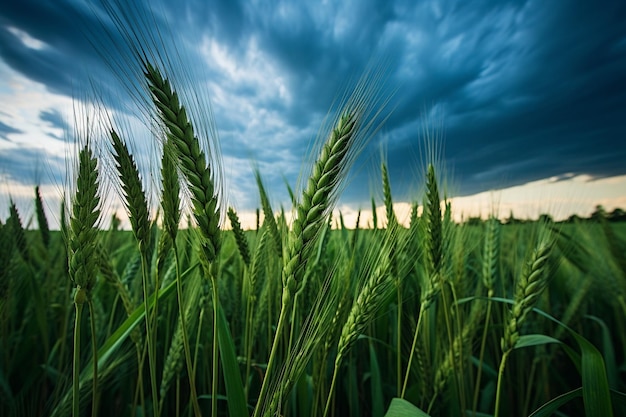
[0,186,625,416]
[1,2,625,415]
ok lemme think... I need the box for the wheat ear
[425,164,442,274]
[402,163,443,398]
[144,62,221,264]
[501,237,552,352]
[382,161,397,229]
[283,111,358,300]
[228,207,251,267]
[145,61,220,417]
[253,110,360,417]
[110,129,151,252]
[323,229,397,417]
[34,186,51,249]
[108,127,162,415]
[495,234,552,417]
[68,144,100,297]
[472,215,501,414]
[254,168,282,258]
[157,136,181,279]
[8,201,30,264]
[67,143,100,417]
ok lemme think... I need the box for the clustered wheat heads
[254,64,391,416]
[5,3,620,417]
[4,109,620,417]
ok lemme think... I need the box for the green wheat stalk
[67,143,101,417]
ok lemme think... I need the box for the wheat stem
[88,298,99,417]
[72,294,84,417]
[174,241,202,417]
[401,303,426,398]
[210,274,220,417]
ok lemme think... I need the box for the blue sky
[1,0,625,227]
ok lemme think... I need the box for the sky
[0,0,625,229]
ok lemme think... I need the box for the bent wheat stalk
[494,234,552,417]
[255,110,360,417]
[145,61,221,417]
[109,128,159,416]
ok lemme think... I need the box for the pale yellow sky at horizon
[330,175,626,230]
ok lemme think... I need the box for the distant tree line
[464,206,626,225]
[565,205,626,224]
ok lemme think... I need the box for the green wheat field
[1,3,625,417]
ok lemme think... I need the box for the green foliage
[2,188,626,417]
[1,3,625,415]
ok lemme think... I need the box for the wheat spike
[283,111,358,300]
[110,129,151,253]
[68,144,101,298]
[8,202,29,264]
[254,169,282,258]
[425,164,442,273]
[501,235,553,353]
[228,207,251,267]
[144,61,221,263]
[482,216,500,295]
[335,238,393,365]
[382,162,397,229]
[34,186,51,248]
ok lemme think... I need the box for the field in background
[0,2,624,414]
[1,182,625,417]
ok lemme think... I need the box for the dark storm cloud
[244,0,398,126]
[0,120,23,141]
[1,0,625,210]
[0,0,95,96]
[354,0,626,202]
[0,0,164,109]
